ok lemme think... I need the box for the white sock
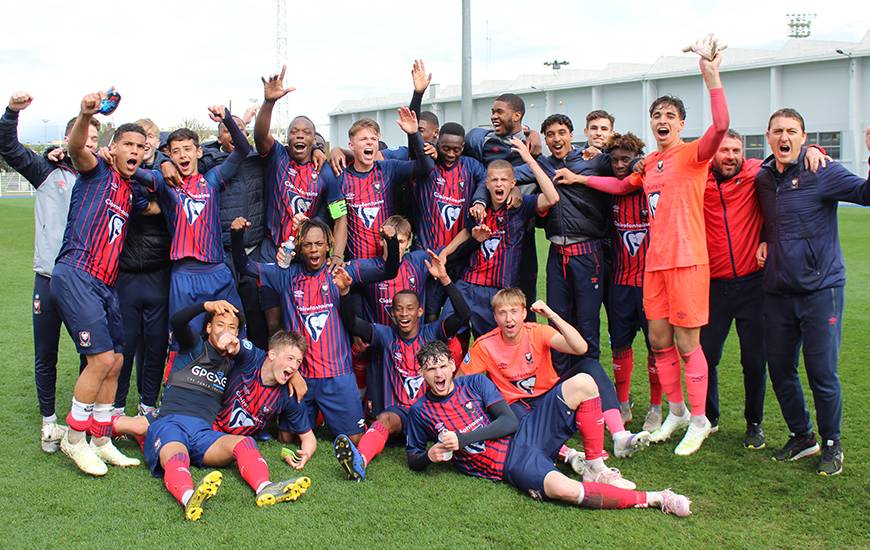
[181,489,194,506]
[42,414,58,424]
[668,401,687,417]
[563,448,581,463]
[690,415,709,428]
[256,481,271,494]
[587,457,607,473]
[646,492,661,508]
[575,483,586,506]
[612,430,630,445]
[68,398,94,443]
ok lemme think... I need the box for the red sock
[602,409,625,435]
[357,421,389,466]
[612,348,634,403]
[681,346,708,416]
[575,397,605,461]
[579,482,648,509]
[89,420,112,439]
[653,346,683,403]
[647,354,663,406]
[163,452,194,506]
[233,437,270,492]
[65,411,92,434]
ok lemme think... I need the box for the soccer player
[462,288,649,483]
[602,132,661,431]
[574,42,729,455]
[756,112,870,476]
[0,92,98,451]
[230,217,400,443]
[330,250,470,480]
[51,91,151,474]
[439,139,559,337]
[133,106,250,353]
[145,300,310,520]
[406,341,692,516]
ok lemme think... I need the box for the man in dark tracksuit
[757,109,870,476]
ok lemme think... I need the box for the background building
[329,31,870,175]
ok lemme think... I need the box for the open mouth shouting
[656,125,671,140]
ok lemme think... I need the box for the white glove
[682,33,728,61]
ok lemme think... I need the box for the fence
[0,172,35,197]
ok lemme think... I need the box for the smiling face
[493,301,526,342]
[420,353,456,397]
[168,138,203,177]
[110,131,146,178]
[713,136,744,180]
[485,164,516,207]
[584,117,613,149]
[299,226,329,271]
[391,292,423,338]
[288,117,316,163]
[649,102,686,151]
[490,100,521,137]
[437,133,464,168]
[544,122,573,160]
[141,126,160,164]
[609,147,636,179]
[267,344,305,386]
[766,116,806,170]
[349,127,380,170]
[205,311,240,351]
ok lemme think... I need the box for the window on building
[743,134,765,159]
[807,132,841,159]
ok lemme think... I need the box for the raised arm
[337,282,374,343]
[695,51,729,161]
[425,250,470,336]
[68,92,103,173]
[230,217,259,279]
[207,106,251,183]
[530,300,588,356]
[255,65,295,155]
[582,172,643,195]
[511,138,558,213]
[0,93,55,187]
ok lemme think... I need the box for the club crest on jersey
[303,311,330,341]
[458,180,465,188]
[291,195,312,216]
[402,375,425,400]
[524,352,533,364]
[622,229,648,257]
[482,236,501,260]
[656,159,664,173]
[228,405,257,429]
[647,192,660,218]
[408,276,416,286]
[435,177,446,186]
[515,375,536,394]
[311,172,318,181]
[354,205,381,229]
[108,213,125,244]
[374,182,381,192]
[438,202,462,231]
[79,331,91,348]
[182,196,206,225]
[320,283,329,294]
[464,401,474,411]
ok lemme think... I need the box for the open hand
[411,59,432,93]
[332,265,353,293]
[471,223,492,243]
[424,248,448,282]
[396,106,419,135]
[262,64,296,103]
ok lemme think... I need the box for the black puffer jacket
[119,154,171,273]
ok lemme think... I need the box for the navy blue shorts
[50,262,124,355]
[503,383,576,500]
[301,374,366,436]
[381,405,410,431]
[143,414,225,477]
[607,284,647,351]
[169,261,243,349]
[441,281,497,337]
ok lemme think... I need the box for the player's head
[348,118,381,170]
[541,114,574,160]
[417,340,455,397]
[315,132,327,152]
[204,308,245,353]
[419,111,440,143]
[585,110,615,150]
[110,123,147,178]
[287,115,316,163]
[605,132,645,179]
[382,215,412,257]
[217,116,248,154]
[166,128,203,177]
[64,116,101,154]
[266,330,308,386]
[649,95,686,150]
[766,108,806,167]
[712,129,745,180]
[490,93,525,137]
[491,288,526,341]
[134,118,160,165]
[392,289,423,338]
[485,159,516,207]
[436,122,465,168]
[297,218,333,271]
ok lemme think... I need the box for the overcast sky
[3,0,868,143]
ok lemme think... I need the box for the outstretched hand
[8,92,33,112]
[262,65,296,102]
[683,33,727,61]
[510,137,534,164]
[204,300,239,315]
[207,105,226,123]
[332,265,353,294]
[396,106,419,135]
[411,59,432,93]
[471,223,492,243]
[424,249,448,282]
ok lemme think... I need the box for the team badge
[302,311,330,341]
[438,202,462,231]
[374,182,381,192]
[656,159,664,173]
[79,331,92,348]
[458,180,465,188]
[515,375,537,394]
[464,401,474,411]
[33,295,41,315]
[182,196,206,225]
[354,205,381,229]
[108,213,125,244]
[311,172,318,181]
[402,375,425,400]
[481,236,501,260]
[321,283,329,294]
[524,352,533,363]
[647,192,660,218]
[622,229,648,257]
[242,339,253,350]
[496,215,504,225]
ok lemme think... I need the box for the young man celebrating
[756,112,870,476]
[406,341,692,516]
[51,91,151,474]
[576,39,729,455]
[331,250,469,480]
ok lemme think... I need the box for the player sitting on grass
[142,300,310,521]
[461,289,649,489]
[330,250,470,480]
[406,341,692,516]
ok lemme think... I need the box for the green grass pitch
[0,198,866,549]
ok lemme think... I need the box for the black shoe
[254,430,273,442]
[817,440,844,476]
[772,432,820,462]
[743,423,766,450]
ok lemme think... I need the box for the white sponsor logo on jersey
[515,375,536,394]
[481,236,501,260]
[621,229,648,257]
[438,202,462,231]
[182,196,207,224]
[108,213,125,244]
[228,404,257,429]
[291,195,312,216]
[647,191,660,218]
[354,205,380,229]
[303,310,330,341]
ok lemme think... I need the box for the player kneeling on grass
[330,249,470,480]
[406,341,692,516]
[142,300,310,521]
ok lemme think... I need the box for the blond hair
[491,288,526,310]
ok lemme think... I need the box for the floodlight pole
[461,0,472,130]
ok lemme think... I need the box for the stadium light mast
[275,0,289,138]
[544,60,570,71]
[461,0,472,130]
[786,13,816,38]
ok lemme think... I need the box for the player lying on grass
[461,288,649,489]
[406,341,692,516]
[139,300,310,521]
[330,250,470,480]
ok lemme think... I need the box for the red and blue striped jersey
[407,374,511,481]
[361,250,429,325]
[323,160,417,259]
[611,190,649,287]
[463,194,537,288]
[413,157,486,252]
[263,142,336,246]
[56,158,140,286]
[370,320,446,410]
[213,344,311,435]
[140,167,226,263]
